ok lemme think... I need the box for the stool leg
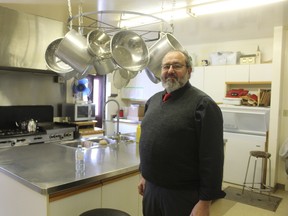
[260,157,264,194]
[242,155,252,194]
[268,158,272,199]
[252,157,258,190]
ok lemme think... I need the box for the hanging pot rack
[67,10,174,42]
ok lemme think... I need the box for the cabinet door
[223,132,265,187]
[203,66,226,103]
[226,65,250,82]
[249,64,272,82]
[190,66,204,90]
[49,186,102,216]
[102,173,140,216]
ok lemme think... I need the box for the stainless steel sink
[59,134,135,149]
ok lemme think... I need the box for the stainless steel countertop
[0,141,140,195]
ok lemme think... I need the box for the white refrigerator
[219,105,270,187]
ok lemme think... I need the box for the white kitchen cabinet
[190,66,204,90]
[203,65,226,103]
[225,65,250,82]
[121,71,163,100]
[249,64,273,82]
[223,132,266,187]
[49,186,102,216]
[102,173,140,216]
[0,172,47,216]
[226,64,272,83]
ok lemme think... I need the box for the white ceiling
[1,0,288,45]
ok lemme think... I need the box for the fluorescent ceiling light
[119,9,189,28]
[188,0,285,16]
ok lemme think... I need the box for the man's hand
[190,200,211,216]
[138,176,146,196]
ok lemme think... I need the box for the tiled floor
[211,183,288,216]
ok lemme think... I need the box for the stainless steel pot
[113,67,130,89]
[93,55,116,75]
[55,29,96,77]
[111,30,149,72]
[87,29,116,75]
[147,33,185,79]
[87,29,111,57]
[45,38,77,79]
[142,67,160,84]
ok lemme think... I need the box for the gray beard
[161,72,189,93]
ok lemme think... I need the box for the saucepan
[55,29,96,78]
[113,67,130,89]
[110,30,149,72]
[142,67,160,84]
[87,29,116,75]
[147,33,185,80]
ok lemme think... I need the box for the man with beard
[138,50,226,216]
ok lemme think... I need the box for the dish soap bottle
[75,145,85,173]
[136,124,141,143]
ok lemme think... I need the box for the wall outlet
[54,76,65,84]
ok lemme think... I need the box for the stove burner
[0,127,45,138]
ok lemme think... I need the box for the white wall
[183,38,273,67]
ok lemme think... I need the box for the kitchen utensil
[111,30,149,72]
[113,67,130,89]
[92,56,116,75]
[142,67,160,84]
[87,29,116,75]
[147,33,185,79]
[55,29,96,77]
[15,119,37,132]
[119,69,138,79]
[87,29,111,57]
[45,38,77,79]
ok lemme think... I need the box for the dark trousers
[143,181,199,216]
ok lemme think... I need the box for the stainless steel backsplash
[0,70,66,117]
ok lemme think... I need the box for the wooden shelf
[226,81,271,85]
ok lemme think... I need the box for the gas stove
[0,105,76,148]
[0,123,75,148]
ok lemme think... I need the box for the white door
[223,132,266,187]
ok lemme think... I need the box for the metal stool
[79,208,131,216]
[242,150,272,196]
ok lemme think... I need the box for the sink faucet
[103,99,120,137]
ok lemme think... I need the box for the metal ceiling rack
[67,10,174,43]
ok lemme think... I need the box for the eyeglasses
[161,63,186,71]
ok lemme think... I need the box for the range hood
[0,6,66,73]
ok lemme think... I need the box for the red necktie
[163,93,172,102]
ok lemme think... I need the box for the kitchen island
[0,140,141,216]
